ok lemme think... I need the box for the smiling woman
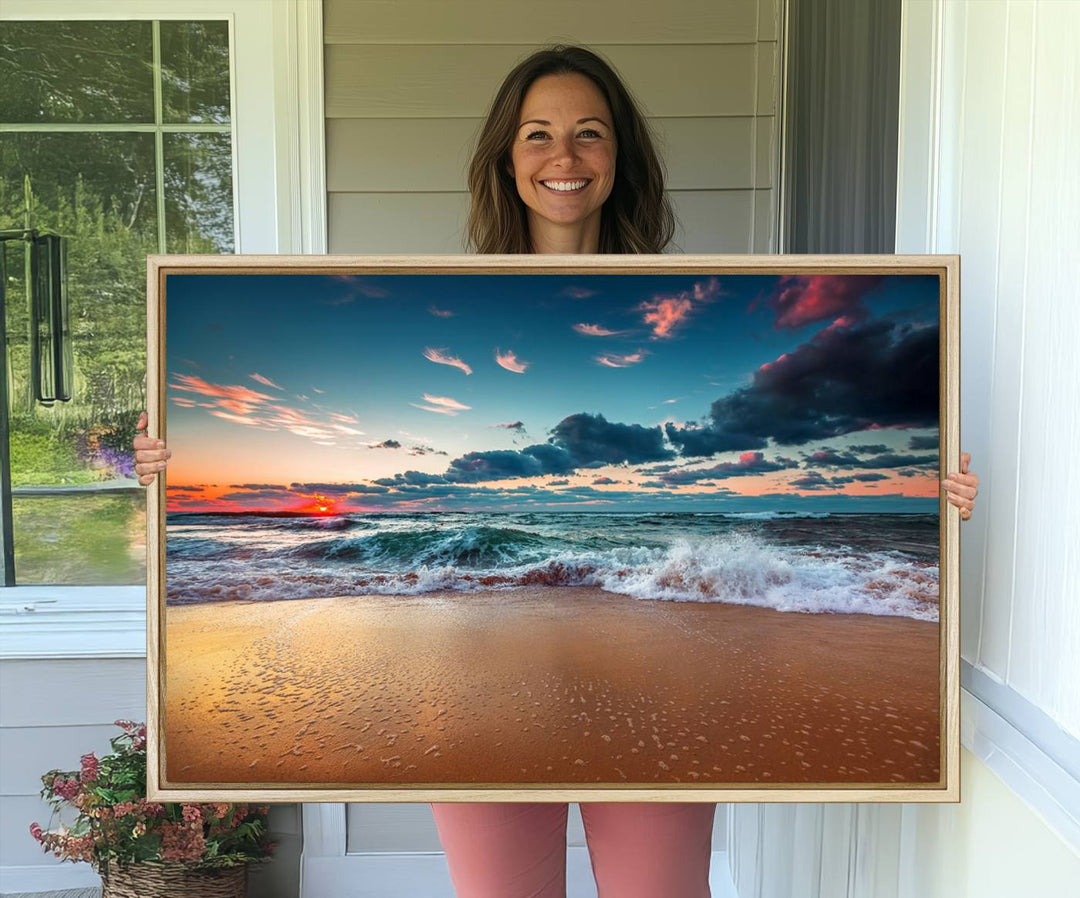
[465,45,674,255]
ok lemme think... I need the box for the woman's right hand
[133,411,171,486]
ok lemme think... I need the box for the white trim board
[961,687,1080,854]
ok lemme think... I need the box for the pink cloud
[171,374,274,403]
[495,349,529,373]
[640,296,692,338]
[249,372,284,390]
[639,277,721,339]
[595,351,646,368]
[423,347,473,375]
[771,275,880,329]
[573,322,620,336]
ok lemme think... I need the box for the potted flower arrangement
[31,720,274,897]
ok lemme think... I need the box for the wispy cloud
[209,410,261,426]
[495,349,530,373]
[428,305,455,318]
[573,322,621,337]
[423,394,470,411]
[412,393,471,416]
[595,350,646,369]
[561,285,597,299]
[423,347,473,375]
[493,421,526,432]
[171,374,274,404]
[249,373,284,390]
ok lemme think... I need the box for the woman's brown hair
[466,45,676,254]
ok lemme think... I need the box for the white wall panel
[1004,1,1080,731]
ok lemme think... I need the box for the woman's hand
[941,451,979,521]
[133,411,170,486]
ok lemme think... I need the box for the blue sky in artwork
[165,271,941,513]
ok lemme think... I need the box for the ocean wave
[167,530,938,620]
[284,525,589,568]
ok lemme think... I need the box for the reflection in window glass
[2,19,234,586]
[160,20,232,124]
[12,494,146,585]
[164,133,235,253]
[0,21,154,124]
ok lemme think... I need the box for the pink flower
[137,798,165,818]
[52,777,80,801]
[80,753,99,782]
[29,822,43,842]
[160,821,206,863]
[181,805,202,824]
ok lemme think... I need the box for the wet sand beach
[164,587,940,786]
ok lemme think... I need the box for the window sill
[0,585,146,659]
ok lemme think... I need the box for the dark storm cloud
[908,434,939,450]
[667,318,938,456]
[381,412,675,489]
[550,413,674,466]
[657,452,797,486]
[829,472,890,485]
[289,481,389,495]
[788,471,831,491]
[374,470,455,487]
[441,445,577,483]
[803,448,938,470]
[372,439,401,449]
[849,444,889,454]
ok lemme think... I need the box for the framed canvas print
[146,254,959,803]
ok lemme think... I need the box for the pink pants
[431,802,716,898]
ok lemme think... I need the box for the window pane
[164,133,235,252]
[12,494,146,585]
[160,20,232,124]
[2,132,156,585]
[0,21,154,124]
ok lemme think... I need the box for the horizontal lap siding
[0,659,145,868]
[325,0,780,256]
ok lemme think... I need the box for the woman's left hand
[941,451,979,521]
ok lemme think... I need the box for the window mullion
[152,19,167,255]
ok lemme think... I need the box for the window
[1,19,235,584]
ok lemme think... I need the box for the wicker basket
[100,862,247,898]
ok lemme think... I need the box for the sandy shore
[165,588,940,786]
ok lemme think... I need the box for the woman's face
[509,73,617,240]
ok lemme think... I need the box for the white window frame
[0,0,326,659]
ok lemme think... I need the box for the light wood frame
[146,253,960,803]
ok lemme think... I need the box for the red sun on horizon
[295,494,338,516]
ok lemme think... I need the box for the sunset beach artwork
[152,258,956,800]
